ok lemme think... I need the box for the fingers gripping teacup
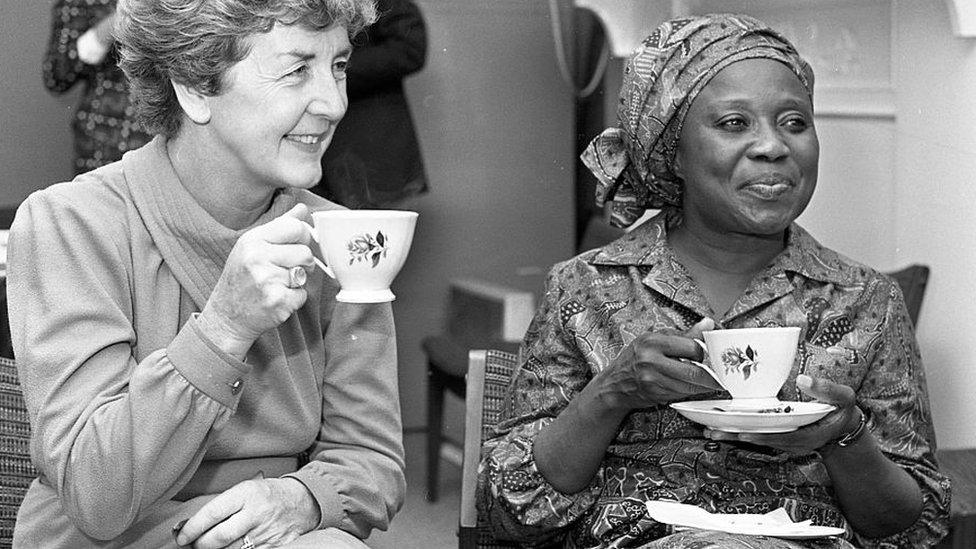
[306,210,418,303]
[700,327,801,406]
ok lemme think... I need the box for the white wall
[395,0,575,431]
[0,1,78,205]
[891,0,976,450]
[799,119,897,269]
[810,0,976,450]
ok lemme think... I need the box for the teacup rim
[702,326,800,337]
[311,209,419,220]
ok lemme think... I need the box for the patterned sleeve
[42,0,114,93]
[477,261,605,545]
[850,277,951,548]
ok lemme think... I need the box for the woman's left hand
[174,477,319,549]
[704,374,862,454]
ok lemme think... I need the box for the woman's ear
[671,152,684,180]
[171,80,211,125]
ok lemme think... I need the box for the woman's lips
[283,131,328,153]
[741,174,795,199]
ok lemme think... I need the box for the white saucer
[670,400,836,433]
[646,501,846,539]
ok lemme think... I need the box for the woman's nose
[747,123,789,161]
[308,75,346,120]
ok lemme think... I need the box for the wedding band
[240,534,255,549]
[287,266,307,288]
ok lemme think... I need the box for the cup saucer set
[671,327,836,433]
[663,327,845,540]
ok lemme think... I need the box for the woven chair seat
[0,357,36,548]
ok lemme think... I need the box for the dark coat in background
[316,0,429,208]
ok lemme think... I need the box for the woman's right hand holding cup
[591,318,721,412]
[535,317,722,493]
[198,204,318,359]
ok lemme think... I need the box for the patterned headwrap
[580,13,815,228]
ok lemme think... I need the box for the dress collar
[587,209,861,286]
[585,209,865,321]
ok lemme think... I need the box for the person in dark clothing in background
[315,0,429,209]
[42,0,151,174]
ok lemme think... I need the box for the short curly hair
[116,0,377,138]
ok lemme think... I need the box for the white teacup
[699,327,801,406]
[308,210,418,303]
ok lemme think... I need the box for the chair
[424,280,534,502]
[885,264,930,327]
[459,349,519,549]
[0,357,35,548]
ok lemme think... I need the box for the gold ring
[287,266,307,288]
[240,534,255,549]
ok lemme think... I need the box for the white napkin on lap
[645,501,840,538]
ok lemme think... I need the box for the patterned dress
[478,211,950,549]
[43,0,151,174]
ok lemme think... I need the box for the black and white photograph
[0,1,973,548]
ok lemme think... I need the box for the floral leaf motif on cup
[346,231,389,268]
[720,345,759,380]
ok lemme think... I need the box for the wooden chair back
[459,349,519,549]
[885,264,930,326]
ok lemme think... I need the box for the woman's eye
[287,64,310,78]
[782,116,809,131]
[332,60,349,80]
[718,117,747,131]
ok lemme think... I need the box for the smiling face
[199,23,351,193]
[674,58,819,238]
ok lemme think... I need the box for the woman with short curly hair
[9,0,405,547]
[117,0,376,138]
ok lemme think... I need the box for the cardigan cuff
[166,314,250,409]
[284,469,345,530]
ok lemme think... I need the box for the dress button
[704,441,720,452]
[229,378,243,395]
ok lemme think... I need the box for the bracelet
[832,408,867,447]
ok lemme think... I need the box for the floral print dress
[478,211,949,549]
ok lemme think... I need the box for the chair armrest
[460,350,488,529]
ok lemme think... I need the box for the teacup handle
[301,222,335,279]
[684,339,729,391]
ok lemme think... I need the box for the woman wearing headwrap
[478,13,949,549]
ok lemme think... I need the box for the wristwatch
[832,407,867,447]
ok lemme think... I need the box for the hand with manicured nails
[197,204,318,359]
[704,373,863,453]
[591,318,722,412]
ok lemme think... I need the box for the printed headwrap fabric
[580,13,815,228]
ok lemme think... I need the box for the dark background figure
[42,0,151,175]
[315,0,429,209]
